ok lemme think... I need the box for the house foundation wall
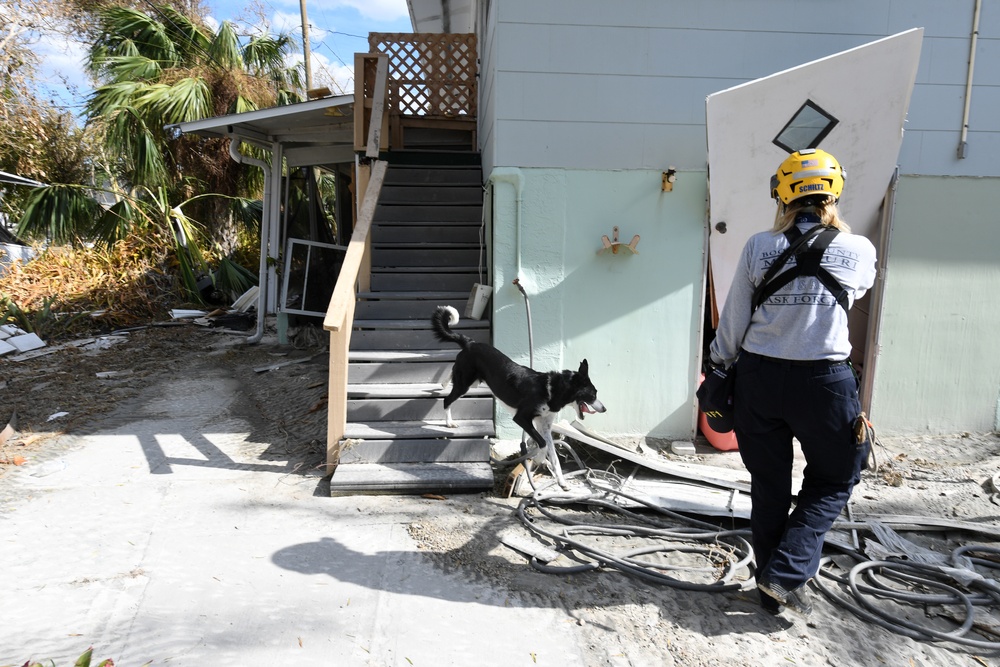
[487,166,707,441]
[870,175,1000,434]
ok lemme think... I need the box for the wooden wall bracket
[598,226,640,255]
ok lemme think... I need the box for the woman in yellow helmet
[708,148,877,616]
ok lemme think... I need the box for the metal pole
[958,0,981,158]
[299,0,313,94]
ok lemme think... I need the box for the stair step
[386,150,481,163]
[383,167,482,186]
[372,242,480,249]
[374,205,481,223]
[379,185,482,206]
[329,462,494,495]
[358,291,469,301]
[338,438,492,464]
[344,419,494,439]
[349,360,453,384]
[355,299,471,320]
[372,251,481,267]
[353,318,487,330]
[347,384,489,398]
[349,350,458,362]
[370,273,478,292]
[347,396,491,421]
[350,327,487,350]
[370,265,480,273]
[372,226,481,244]
[333,157,492,497]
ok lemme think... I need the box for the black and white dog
[431,305,606,486]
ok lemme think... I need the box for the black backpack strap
[751,224,825,310]
[800,230,850,314]
[752,227,849,313]
[817,267,850,313]
[794,227,837,273]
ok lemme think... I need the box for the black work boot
[758,580,813,616]
[758,589,782,616]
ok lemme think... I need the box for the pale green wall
[487,167,707,440]
[870,176,1000,434]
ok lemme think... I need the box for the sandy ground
[3,323,1000,666]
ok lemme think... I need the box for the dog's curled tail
[431,305,470,349]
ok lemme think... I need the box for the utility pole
[299,0,313,95]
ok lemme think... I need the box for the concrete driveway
[0,362,586,666]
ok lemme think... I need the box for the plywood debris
[0,325,45,357]
[552,420,751,492]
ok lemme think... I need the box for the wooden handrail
[323,159,387,471]
[367,56,388,158]
[324,51,389,473]
[323,159,386,332]
[353,53,389,153]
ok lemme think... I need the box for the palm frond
[90,198,148,247]
[232,95,258,115]
[15,185,102,245]
[215,255,258,298]
[85,81,144,117]
[157,6,212,63]
[167,204,211,300]
[208,21,243,70]
[242,34,293,75]
[138,78,212,124]
[103,108,169,187]
[86,39,141,79]
[132,130,170,188]
[230,197,262,234]
[276,89,304,106]
[95,7,179,66]
[89,9,176,73]
[104,55,163,82]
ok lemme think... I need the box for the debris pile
[0,324,45,357]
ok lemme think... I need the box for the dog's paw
[445,420,458,428]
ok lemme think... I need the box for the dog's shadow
[270,497,790,638]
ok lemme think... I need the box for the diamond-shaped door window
[773,100,839,153]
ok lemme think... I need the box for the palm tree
[84,4,303,226]
[16,3,303,300]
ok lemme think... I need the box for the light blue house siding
[477,0,999,439]
[873,176,1000,434]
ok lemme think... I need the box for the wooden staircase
[328,157,495,495]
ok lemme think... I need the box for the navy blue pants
[733,351,869,593]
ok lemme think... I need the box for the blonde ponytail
[772,196,851,234]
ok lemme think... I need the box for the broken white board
[232,285,260,312]
[706,28,923,315]
[605,477,751,519]
[553,421,751,493]
[8,332,45,352]
[0,324,24,338]
[170,309,207,319]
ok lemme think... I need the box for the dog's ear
[578,359,589,376]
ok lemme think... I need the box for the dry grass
[1,236,192,339]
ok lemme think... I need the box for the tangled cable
[506,439,1000,652]
[511,440,755,592]
[816,541,1000,649]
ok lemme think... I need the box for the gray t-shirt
[710,222,877,366]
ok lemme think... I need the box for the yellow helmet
[770,148,846,205]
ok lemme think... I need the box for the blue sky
[35,0,413,114]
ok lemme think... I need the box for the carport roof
[407,0,475,33]
[0,170,44,187]
[169,94,356,168]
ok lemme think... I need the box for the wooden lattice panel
[369,33,477,117]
